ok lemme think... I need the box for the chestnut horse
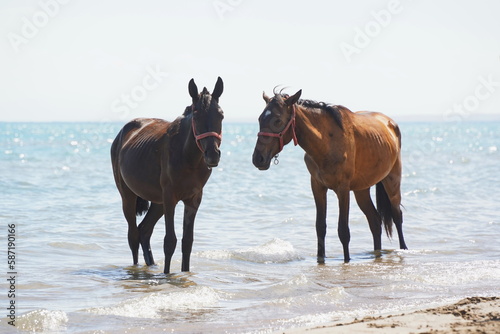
[111,77,224,274]
[252,89,408,263]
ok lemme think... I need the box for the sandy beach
[282,297,499,334]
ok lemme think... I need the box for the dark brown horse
[252,89,408,263]
[111,77,224,274]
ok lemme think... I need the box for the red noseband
[191,113,222,152]
[257,105,298,152]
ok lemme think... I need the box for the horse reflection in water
[111,77,224,274]
[253,88,408,263]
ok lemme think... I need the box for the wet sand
[282,297,499,334]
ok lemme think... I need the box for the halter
[191,111,222,152]
[257,104,298,153]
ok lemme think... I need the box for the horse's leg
[392,205,407,250]
[120,190,140,265]
[163,197,177,274]
[336,189,351,263]
[138,203,164,266]
[311,177,328,263]
[354,188,382,251]
[181,193,202,272]
[381,161,408,250]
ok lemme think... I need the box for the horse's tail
[376,182,393,238]
[136,197,150,216]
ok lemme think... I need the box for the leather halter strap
[191,112,222,152]
[257,104,298,152]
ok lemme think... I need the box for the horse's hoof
[317,256,325,264]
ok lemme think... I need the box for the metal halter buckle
[273,154,280,165]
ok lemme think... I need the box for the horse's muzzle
[252,151,271,170]
[204,148,221,168]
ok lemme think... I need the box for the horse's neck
[295,106,335,155]
[180,116,203,165]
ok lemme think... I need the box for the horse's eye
[273,119,282,128]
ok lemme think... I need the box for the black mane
[183,106,192,116]
[272,93,344,130]
[297,99,344,130]
[183,89,213,116]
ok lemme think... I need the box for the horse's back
[117,118,170,149]
[352,111,401,149]
[347,111,402,190]
[111,118,171,203]
[111,117,170,169]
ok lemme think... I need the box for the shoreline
[280,297,499,334]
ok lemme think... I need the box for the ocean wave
[233,238,304,263]
[382,260,500,286]
[272,273,310,294]
[88,286,223,319]
[16,309,68,332]
[195,249,233,260]
[196,238,304,264]
[269,274,346,302]
[48,242,104,251]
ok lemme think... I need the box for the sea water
[0,121,499,333]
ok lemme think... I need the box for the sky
[1,0,499,123]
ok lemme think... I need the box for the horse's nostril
[252,152,265,167]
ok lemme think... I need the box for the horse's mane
[272,90,344,130]
[175,89,214,135]
[297,99,344,130]
[165,107,192,138]
[183,89,212,116]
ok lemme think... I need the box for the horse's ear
[212,77,223,102]
[189,78,199,102]
[285,89,302,106]
[263,91,271,103]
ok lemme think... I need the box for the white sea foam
[271,286,347,310]
[196,238,304,264]
[89,286,223,319]
[195,249,233,260]
[16,309,68,332]
[233,238,304,263]
[382,260,500,286]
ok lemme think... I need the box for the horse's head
[189,77,224,168]
[252,89,302,170]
